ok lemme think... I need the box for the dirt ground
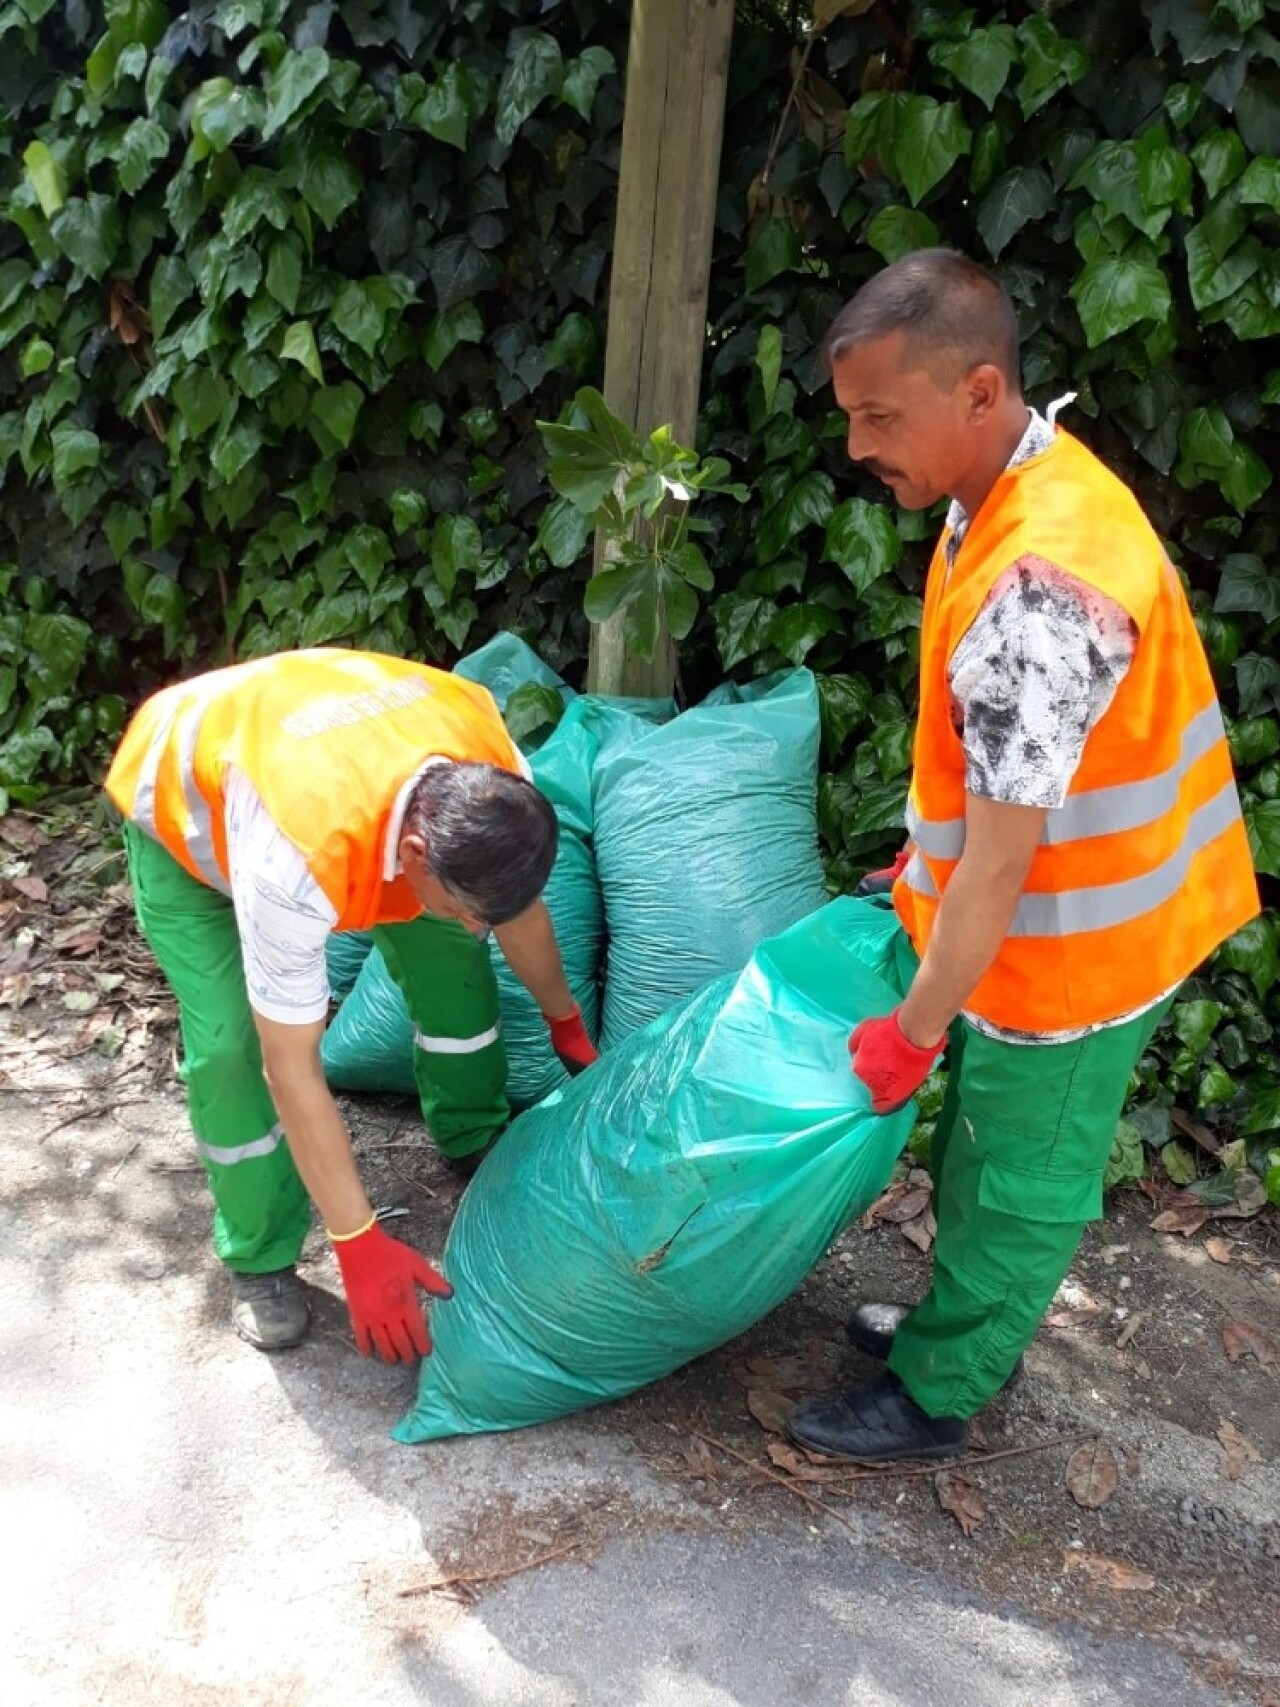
[2,813,1278,1705]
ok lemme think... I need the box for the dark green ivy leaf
[1070,255,1171,346]
[975,166,1055,259]
[310,380,363,450]
[117,117,169,193]
[504,682,565,745]
[535,495,591,568]
[745,218,802,290]
[561,46,615,121]
[1215,552,1280,624]
[891,97,971,205]
[423,300,483,371]
[494,30,564,150]
[263,46,330,139]
[49,194,122,281]
[1016,14,1090,119]
[817,673,873,755]
[824,497,902,592]
[930,25,1018,112]
[1235,653,1280,716]
[417,63,470,150]
[864,205,940,262]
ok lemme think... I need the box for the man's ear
[965,362,1003,421]
[399,831,429,877]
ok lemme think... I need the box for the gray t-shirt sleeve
[947,556,1138,811]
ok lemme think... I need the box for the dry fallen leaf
[61,990,98,1014]
[874,1184,933,1224]
[9,875,48,903]
[1220,1318,1279,1367]
[1204,1236,1233,1265]
[1170,1106,1220,1156]
[1215,1419,1260,1482]
[1065,1441,1120,1509]
[0,815,46,850]
[1150,1204,1211,1237]
[900,1214,934,1255]
[766,1440,846,1483]
[1062,1551,1155,1592]
[935,1470,985,1536]
[745,1387,793,1435]
[1045,1306,1102,1330]
[742,1351,826,1391]
[679,1437,719,1479]
[1209,1171,1268,1220]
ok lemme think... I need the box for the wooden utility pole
[588,0,735,697]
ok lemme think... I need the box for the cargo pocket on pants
[957,1156,1104,1303]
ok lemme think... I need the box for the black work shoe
[846,1300,1025,1388]
[787,1372,967,1464]
[230,1267,310,1351]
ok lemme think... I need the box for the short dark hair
[402,762,558,926]
[821,249,1021,390]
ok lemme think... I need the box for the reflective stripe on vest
[174,696,229,893]
[903,776,1243,938]
[905,699,1228,863]
[127,658,280,894]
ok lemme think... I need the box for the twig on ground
[697,1429,1095,1494]
[109,1139,139,1178]
[397,1537,585,1599]
[692,1431,860,1535]
[1116,1311,1151,1350]
[38,1097,152,1141]
[382,1153,438,1201]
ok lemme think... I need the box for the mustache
[865,462,905,482]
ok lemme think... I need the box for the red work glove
[849,1008,945,1115]
[544,1004,598,1076]
[855,848,910,897]
[331,1221,452,1363]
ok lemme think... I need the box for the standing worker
[106,647,597,1360]
[788,250,1260,1464]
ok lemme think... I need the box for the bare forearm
[494,900,574,1017]
[267,1072,371,1236]
[898,858,1023,1046]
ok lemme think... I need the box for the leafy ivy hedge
[0,0,624,789]
[1,0,1277,1174]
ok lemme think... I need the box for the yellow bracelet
[326,1213,377,1243]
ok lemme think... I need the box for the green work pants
[123,825,506,1273]
[888,996,1173,1420]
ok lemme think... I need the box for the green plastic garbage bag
[394,896,916,1444]
[325,931,374,1003]
[489,703,604,1106]
[322,944,418,1095]
[593,669,827,1051]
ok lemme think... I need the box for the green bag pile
[394,897,916,1443]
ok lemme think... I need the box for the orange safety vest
[105,648,524,931]
[893,428,1260,1033]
